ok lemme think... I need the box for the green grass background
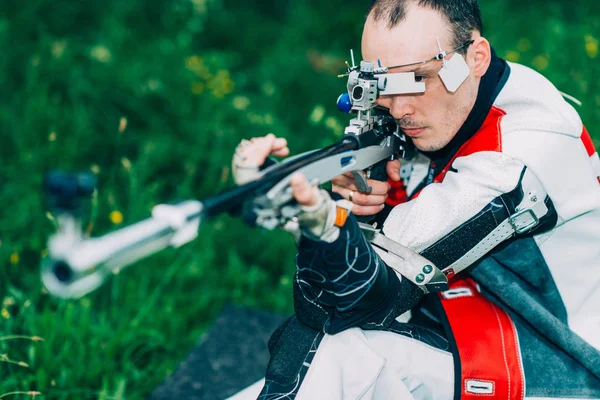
[0,0,598,398]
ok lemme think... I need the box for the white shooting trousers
[226,327,455,400]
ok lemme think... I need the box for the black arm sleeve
[293,213,423,334]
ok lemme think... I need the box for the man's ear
[470,36,492,78]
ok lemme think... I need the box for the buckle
[509,208,539,234]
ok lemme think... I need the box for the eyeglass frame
[385,40,475,71]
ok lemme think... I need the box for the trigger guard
[351,171,372,194]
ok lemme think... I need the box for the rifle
[41,53,449,299]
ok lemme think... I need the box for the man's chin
[412,137,445,153]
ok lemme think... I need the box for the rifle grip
[368,159,389,183]
[355,160,389,224]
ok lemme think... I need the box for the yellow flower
[9,252,19,264]
[532,54,549,71]
[48,131,57,141]
[185,55,203,71]
[185,55,211,79]
[147,79,161,92]
[2,297,15,307]
[191,0,207,14]
[52,40,67,59]
[232,96,250,110]
[1,308,10,319]
[246,112,259,124]
[121,157,132,171]
[262,82,276,96]
[109,210,124,225]
[191,81,205,95]
[118,117,128,133]
[585,35,598,59]
[90,45,112,63]
[324,117,344,137]
[223,80,234,95]
[504,51,520,63]
[309,105,326,124]
[210,70,234,97]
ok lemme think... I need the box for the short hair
[366,0,483,54]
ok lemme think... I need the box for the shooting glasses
[383,39,475,93]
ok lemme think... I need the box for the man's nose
[378,96,416,119]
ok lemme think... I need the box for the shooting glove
[283,189,353,244]
[297,190,339,242]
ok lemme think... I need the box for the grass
[0,0,598,398]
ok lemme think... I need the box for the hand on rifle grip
[232,133,290,185]
[331,159,401,216]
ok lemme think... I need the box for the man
[228,0,600,398]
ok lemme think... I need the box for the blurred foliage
[0,0,598,398]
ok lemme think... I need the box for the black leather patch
[420,167,527,269]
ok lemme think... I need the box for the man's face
[362,4,479,152]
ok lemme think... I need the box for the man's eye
[415,75,426,83]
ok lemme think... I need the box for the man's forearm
[294,213,423,334]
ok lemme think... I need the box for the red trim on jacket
[581,126,596,157]
[407,106,507,202]
[433,106,506,183]
[579,126,600,184]
[440,278,525,400]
